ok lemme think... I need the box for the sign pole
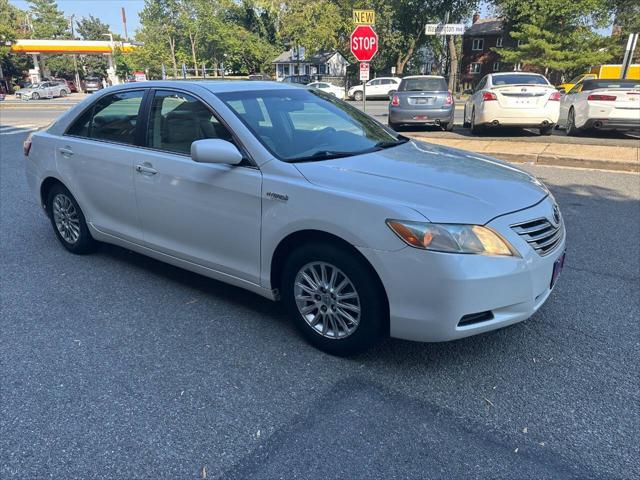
[363,78,366,112]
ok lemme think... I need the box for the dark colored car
[388,76,455,131]
[281,75,311,85]
[83,77,103,93]
[51,78,78,93]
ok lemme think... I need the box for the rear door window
[67,90,144,145]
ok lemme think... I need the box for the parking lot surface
[1,110,639,479]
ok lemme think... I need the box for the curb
[409,135,640,173]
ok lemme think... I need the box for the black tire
[388,121,400,131]
[354,91,363,101]
[46,183,97,254]
[470,107,483,134]
[31,92,40,100]
[462,106,471,128]
[281,243,387,356]
[539,125,553,136]
[60,89,68,97]
[566,108,581,136]
[442,121,454,132]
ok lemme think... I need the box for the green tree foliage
[280,0,343,54]
[0,0,31,81]
[493,0,615,78]
[75,15,110,40]
[27,0,68,39]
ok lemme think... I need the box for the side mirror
[191,139,243,165]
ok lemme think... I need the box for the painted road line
[0,124,38,135]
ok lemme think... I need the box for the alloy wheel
[294,261,361,339]
[52,193,81,244]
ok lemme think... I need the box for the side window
[475,77,487,92]
[67,90,144,144]
[148,90,233,155]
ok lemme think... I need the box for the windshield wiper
[373,135,410,149]
[287,150,356,163]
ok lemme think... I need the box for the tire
[60,89,67,97]
[462,106,471,128]
[566,108,581,136]
[539,125,553,136]
[354,91,363,101]
[281,243,387,356]
[442,121,454,132]
[46,184,97,254]
[31,92,40,100]
[470,107,483,134]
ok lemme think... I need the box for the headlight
[386,220,518,256]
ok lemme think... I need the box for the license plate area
[550,251,566,289]
[413,115,428,120]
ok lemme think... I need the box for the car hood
[294,140,548,224]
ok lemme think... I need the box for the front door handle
[59,147,73,157]
[135,163,158,175]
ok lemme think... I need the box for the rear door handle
[59,147,73,157]
[135,164,158,175]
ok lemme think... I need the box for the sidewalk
[408,134,640,173]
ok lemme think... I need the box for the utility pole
[121,7,128,42]
[69,15,81,92]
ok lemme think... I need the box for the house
[273,50,349,81]
[460,14,510,88]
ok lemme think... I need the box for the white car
[348,77,401,101]
[463,72,561,135]
[558,78,640,135]
[15,81,71,100]
[24,81,565,355]
[308,81,345,99]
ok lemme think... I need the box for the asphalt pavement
[1,112,639,479]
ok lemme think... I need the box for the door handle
[135,164,158,175]
[59,147,73,157]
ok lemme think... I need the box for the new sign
[353,9,375,25]
[350,25,378,62]
[359,62,370,81]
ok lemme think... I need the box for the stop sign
[350,25,378,62]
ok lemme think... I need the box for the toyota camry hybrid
[24,81,566,355]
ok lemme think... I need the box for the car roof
[104,80,298,94]
[401,75,445,79]
[491,72,544,76]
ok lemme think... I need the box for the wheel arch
[269,229,390,329]
[40,176,67,215]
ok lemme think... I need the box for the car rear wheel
[281,243,386,355]
[47,184,97,254]
[463,106,471,128]
[470,108,483,134]
[354,91,363,101]
[566,108,581,136]
[60,89,67,97]
[442,122,454,132]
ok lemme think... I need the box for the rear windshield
[399,77,447,92]
[492,74,549,86]
[582,79,640,90]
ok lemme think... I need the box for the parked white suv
[463,72,561,135]
[348,77,401,101]
[24,81,565,355]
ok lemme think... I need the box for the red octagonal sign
[350,25,378,62]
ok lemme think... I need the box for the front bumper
[358,198,565,342]
[389,106,454,125]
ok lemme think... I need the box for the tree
[280,0,342,54]
[75,15,110,40]
[0,0,29,81]
[492,0,614,79]
[26,0,68,39]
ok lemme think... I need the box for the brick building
[460,14,511,89]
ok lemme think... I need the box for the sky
[10,0,145,39]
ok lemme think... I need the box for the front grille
[511,217,564,256]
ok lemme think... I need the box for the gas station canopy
[10,39,137,55]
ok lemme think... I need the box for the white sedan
[308,81,345,99]
[463,72,561,135]
[558,78,640,135]
[15,81,71,100]
[24,81,565,355]
[348,77,401,101]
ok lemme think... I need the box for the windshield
[29,83,41,89]
[492,74,549,86]
[399,77,447,92]
[583,79,640,90]
[217,89,403,162]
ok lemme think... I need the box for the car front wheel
[31,92,40,100]
[354,91,363,101]
[47,184,97,254]
[281,243,386,355]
